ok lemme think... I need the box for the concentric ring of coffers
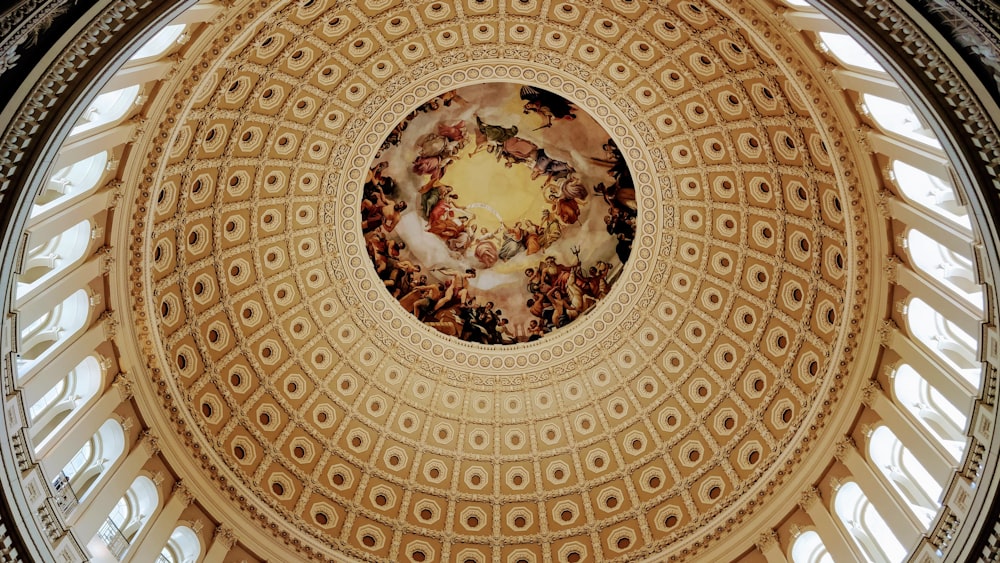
[129,0,863,560]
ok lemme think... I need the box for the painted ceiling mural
[362,82,636,345]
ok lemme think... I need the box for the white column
[38,374,131,472]
[17,317,109,398]
[68,432,157,542]
[863,382,956,482]
[897,264,982,339]
[56,121,138,168]
[15,256,101,326]
[833,69,907,102]
[203,525,236,563]
[868,131,951,180]
[756,529,787,563]
[799,487,864,561]
[837,438,924,546]
[22,189,112,252]
[102,60,173,92]
[890,196,973,255]
[123,482,193,562]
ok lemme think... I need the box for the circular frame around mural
[361,82,637,345]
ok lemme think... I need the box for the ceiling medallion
[362,82,637,345]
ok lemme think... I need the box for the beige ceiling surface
[120,0,873,560]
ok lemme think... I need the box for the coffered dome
[121,0,872,560]
[1,0,997,563]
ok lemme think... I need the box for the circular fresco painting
[362,82,636,345]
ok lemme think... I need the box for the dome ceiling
[121,0,873,560]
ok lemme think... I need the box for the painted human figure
[473,226,501,268]
[540,209,562,248]
[433,268,477,311]
[499,222,527,261]
[524,220,543,255]
[520,86,578,128]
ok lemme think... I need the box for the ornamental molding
[0,0,71,76]
[0,2,163,561]
[213,524,237,548]
[860,379,883,407]
[0,0,153,207]
[798,487,820,510]
[139,429,160,455]
[834,436,857,461]
[173,481,193,506]
[755,529,778,551]
[837,5,1000,559]
[111,372,133,401]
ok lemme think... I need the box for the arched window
[790,530,833,563]
[60,419,125,500]
[862,94,941,149]
[817,32,884,73]
[16,220,93,299]
[32,150,109,212]
[893,364,967,459]
[62,440,93,483]
[129,24,186,61]
[833,481,907,563]
[906,229,983,309]
[109,476,159,540]
[28,379,65,422]
[888,160,971,229]
[97,476,157,558]
[17,288,91,365]
[868,425,942,526]
[159,525,202,563]
[70,85,141,137]
[905,297,980,384]
[29,355,103,450]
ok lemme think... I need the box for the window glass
[130,24,186,61]
[869,425,943,526]
[70,85,141,136]
[818,32,884,73]
[790,530,833,563]
[834,481,907,563]
[109,497,129,528]
[32,151,109,212]
[63,440,93,480]
[17,289,90,365]
[906,297,980,385]
[17,220,92,299]
[862,94,941,148]
[889,161,970,229]
[907,229,983,309]
[894,364,968,460]
[28,379,66,420]
[161,525,201,563]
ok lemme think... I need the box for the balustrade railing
[50,471,77,515]
[97,518,129,559]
